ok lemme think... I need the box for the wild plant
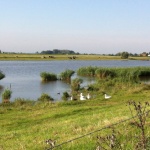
[96,129,123,150]
[62,91,70,101]
[77,66,150,83]
[77,66,97,77]
[59,69,74,82]
[71,78,83,92]
[2,89,12,103]
[96,101,150,150]
[128,101,150,149]
[40,72,57,81]
[38,93,54,102]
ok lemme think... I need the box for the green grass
[0,82,150,149]
[0,53,150,60]
[1,68,150,149]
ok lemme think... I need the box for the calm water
[0,60,150,102]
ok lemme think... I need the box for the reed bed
[77,66,150,82]
[40,72,57,81]
[59,69,75,82]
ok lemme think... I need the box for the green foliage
[71,78,83,91]
[62,91,70,101]
[14,98,35,106]
[95,67,116,78]
[2,89,12,102]
[38,93,54,102]
[77,66,98,77]
[121,51,129,59]
[59,69,75,82]
[40,72,57,81]
[77,66,150,83]
[0,71,5,80]
[0,90,150,149]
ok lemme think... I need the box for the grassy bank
[0,53,150,60]
[1,66,150,149]
[0,83,150,149]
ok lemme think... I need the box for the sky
[0,0,150,54]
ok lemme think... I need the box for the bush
[2,89,12,103]
[38,93,54,102]
[40,72,57,81]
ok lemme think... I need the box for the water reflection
[40,80,71,101]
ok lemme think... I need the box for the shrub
[38,93,54,102]
[40,72,57,81]
[2,89,12,103]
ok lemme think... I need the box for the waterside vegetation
[0,66,150,149]
[40,72,57,82]
[2,89,12,103]
[77,66,150,82]
[59,69,75,82]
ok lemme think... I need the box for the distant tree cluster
[40,49,77,55]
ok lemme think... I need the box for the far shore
[0,53,150,61]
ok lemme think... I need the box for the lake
[0,60,150,102]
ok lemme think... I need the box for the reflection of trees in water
[0,85,4,95]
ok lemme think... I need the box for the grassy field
[0,82,150,149]
[0,53,150,60]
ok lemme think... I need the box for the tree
[121,51,129,59]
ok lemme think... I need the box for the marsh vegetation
[0,64,150,149]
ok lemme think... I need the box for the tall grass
[59,69,75,82]
[71,78,83,92]
[38,93,54,102]
[40,72,57,81]
[77,66,98,77]
[77,66,150,82]
[2,89,12,103]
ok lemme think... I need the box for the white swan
[104,94,111,99]
[87,93,91,99]
[80,93,86,100]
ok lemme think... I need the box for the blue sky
[0,0,150,54]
